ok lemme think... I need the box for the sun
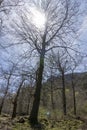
[30,7,46,30]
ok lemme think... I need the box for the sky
[0,0,87,73]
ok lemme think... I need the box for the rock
[18,118,25,123]
[51,124,54,128]
[76,116,87,123]
[0,125,12,130]
[40,118,49,125]
[34,123,43,129]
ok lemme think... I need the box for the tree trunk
[51,72,55,110]
[0,78,10,115]
[71,73,76,115]
[12,101,17,119]
[12,80,24,119]
[29,55,44,125]
[62,71,67,115]
[0,97,6,115]
[27,95,31,115]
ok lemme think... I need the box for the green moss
[39,107,48,118]
[75,92,79,96]
[0,114,84,130]
[66,89,70,93]
[12,122,31,130]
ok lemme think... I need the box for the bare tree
[48,50,71,115]
[12,77,25,119]
[69,54,83,115]
[10,0,82,124]
[71,66,77,115]
[0,64,14,115]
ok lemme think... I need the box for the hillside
[0,72,87,130]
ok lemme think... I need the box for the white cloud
[78,16,87,35]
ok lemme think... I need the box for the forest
[0,0,87,130]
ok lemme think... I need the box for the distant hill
[43,72,87,91]
[0,71,87,116]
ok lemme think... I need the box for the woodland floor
[0,114,87,130]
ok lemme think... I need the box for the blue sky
[0,0,87,72]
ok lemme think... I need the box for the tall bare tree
[48,50,71,115]
[69,54,83,115]
[10,0,82,124]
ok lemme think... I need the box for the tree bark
[12,80,24,119]
[62,71,67,115]
[71,73,76,115]
[0,75,10,115]
[50,72,55,110]
[0,91,8,115]
[0,96,6,114]
[29,55,44,125]
[26,95,31,115]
